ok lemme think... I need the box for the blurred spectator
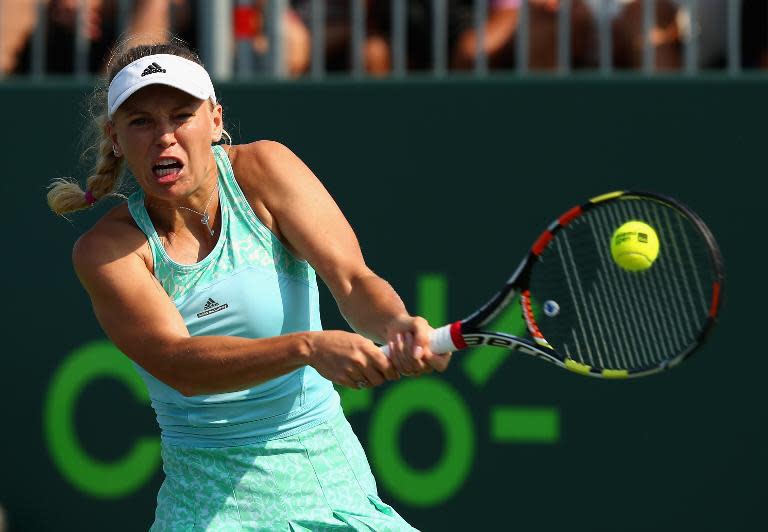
[452,0,519,70]
[1,0,37,73]
[679,0,765,71]
[243,1,361,77]
[611,0,682,69]
[452,0,597,71]
[672,0,766,71]
[249,0,311,76]
[291,0,350,71]
[8,0,195,75]
[365,0,474,74]
[586,0,737,71]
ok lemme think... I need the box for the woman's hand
[384,315,452,376]
[307,330,400,389]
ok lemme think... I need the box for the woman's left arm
[233,141,451,375]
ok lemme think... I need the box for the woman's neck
[145,169,220,240]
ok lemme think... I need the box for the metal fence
[0,0,765,80]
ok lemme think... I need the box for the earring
[113,145,121,157]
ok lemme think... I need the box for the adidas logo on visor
[141,62,166,76]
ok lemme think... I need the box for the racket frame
[441,190,725,379]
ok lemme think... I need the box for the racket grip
[380,324,458,357]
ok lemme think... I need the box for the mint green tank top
[127,145,339,447]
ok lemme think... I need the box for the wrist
[294,332,316,365]
[383,313,413,339]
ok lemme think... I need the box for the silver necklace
[174,184,218,236]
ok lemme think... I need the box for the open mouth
[153,158,183,179]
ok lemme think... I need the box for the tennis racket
[385,191,724,378]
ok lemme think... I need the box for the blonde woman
[48,39,449,530]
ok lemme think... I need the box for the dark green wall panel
[1,78,763,531]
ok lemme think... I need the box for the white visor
[107,54,217,118]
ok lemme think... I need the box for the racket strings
[529,198,717,372]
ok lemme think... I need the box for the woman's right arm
[72,217,397,396]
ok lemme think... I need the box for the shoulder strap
[126,188,165,270]
[127,188,153,236]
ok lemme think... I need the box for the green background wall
[1,78,763,531]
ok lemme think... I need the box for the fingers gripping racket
[386,191,725,378]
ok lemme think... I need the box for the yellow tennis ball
[610,220,660,272]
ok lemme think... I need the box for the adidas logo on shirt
[141,62,166,76]
[196,297,229,318]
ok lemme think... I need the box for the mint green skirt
[151,408,417,531]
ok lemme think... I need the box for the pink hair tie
[84,189,97,205]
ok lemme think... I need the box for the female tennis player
[47,39,449,531]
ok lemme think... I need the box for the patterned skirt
[151,408,417,531]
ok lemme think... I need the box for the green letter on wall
[369,378,474,506]
[43,341,160,498]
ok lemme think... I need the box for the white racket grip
[380,324,459,357]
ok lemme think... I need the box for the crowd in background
[1,0,767,77]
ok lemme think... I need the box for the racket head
[464,191,725,378]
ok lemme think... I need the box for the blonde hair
[47,112,126,215]
[47,38,229,215]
